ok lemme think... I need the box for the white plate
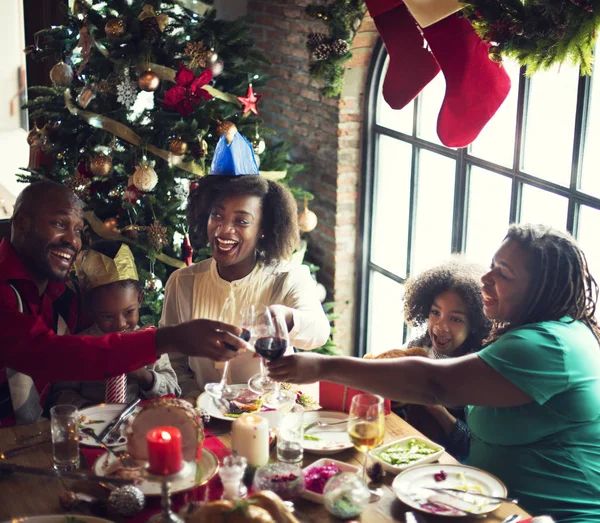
[92,448,219,497]
[301,458,360,504]
[302,411,353,455]
[2,516,115,523]
[369,436,445,474]
[78,404,142,448]
[392,463,507,517]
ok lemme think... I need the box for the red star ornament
[236,84,262,116]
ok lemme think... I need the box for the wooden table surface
[0,413,531,522]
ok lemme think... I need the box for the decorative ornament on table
[162,64,213,117]
[138,4,169,43]
[89,153,112,177]
[182,233,193,266]
[50,61,73,87]
[133,160,158,191]
[107,485,145,517]
[76,83,97,108]
[169,136,188,156]
[146,220,169,252]
[105,18,126,38]
[103,217,119,232]
[138,69,160,92]
[184,41,210,69]
[116,76,138,110]
[236,84,262,116]
[298,198,318,233]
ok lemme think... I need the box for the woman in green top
[268,223,600,521]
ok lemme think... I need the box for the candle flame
[161,430,172,441]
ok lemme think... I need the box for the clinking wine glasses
[247,304,296,408]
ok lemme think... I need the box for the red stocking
[365,0,440,110]
[422,14,511,148]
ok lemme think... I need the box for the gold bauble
[89,153,113,177]
[26,127,41,147]
[169,136,188,156]
[216,121,238,144]
[138,70,160,92]
[103,217,119,231]
[133,161,158,192]
[488,46,503,63]
[298,208,318,233]
[49,61,73,87]
[105,19,126,38]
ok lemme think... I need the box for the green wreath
[461,0,600,74]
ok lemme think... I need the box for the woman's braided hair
[486,223,600,344]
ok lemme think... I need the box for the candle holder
[145,462,192,523]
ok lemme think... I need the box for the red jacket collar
[0,238,66,300]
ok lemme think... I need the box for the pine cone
[141,17,161,43]
[307,32,328,49]
[331,39,350,56]
[313,42,332,61]
[366,462,385,484]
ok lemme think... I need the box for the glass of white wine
[347,394,385,487]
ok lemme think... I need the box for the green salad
[375,438,439,466]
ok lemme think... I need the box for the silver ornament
[144,273,163,292]
[211,57,224,77]
[108,485,145,517]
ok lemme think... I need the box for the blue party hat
[209,132,260,176]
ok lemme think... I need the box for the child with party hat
[48,240,180,409]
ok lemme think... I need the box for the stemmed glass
[205,302,253,400]
[247,305,296,408]
[347,394,385,500]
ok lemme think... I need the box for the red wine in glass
[254,336,288,361]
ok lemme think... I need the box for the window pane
[469,59,521,167]
[465,167,512,265]
[522,64,579,186]
[519,184,568,229]
[367,271,405,355]
[376,57,414,134]
[371,136,412,277]
[411,150,455,273]
[580,53,600,198]
[577,205,600,292]
[416,71,445,146]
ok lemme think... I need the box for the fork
[81,428,137,468]
[304,418,350,433]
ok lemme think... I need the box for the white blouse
[160,258,330,399]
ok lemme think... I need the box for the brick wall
[247,1,379,354]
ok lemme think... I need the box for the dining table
[0,411,531,523]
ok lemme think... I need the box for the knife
[0,438,52,459]
[97,397,141,442]
[425,486,519,504]
[0,462,134,486]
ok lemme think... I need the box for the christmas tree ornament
[116,77,138,109]
[49,61,73,87]
[207,48,219,64]
[138,69,160,92]
[74,22,95,75]
[216,121,238,144]
[312,43,332,61]
[331,39,350,56]
[123,177,143,203]
[105,18,126,38]
[66,171,91,198]
[121,224,144,240]
[364,0,440,110]
[182,233,193,266]
[211,57,225,77]
[139,5,169,42]
[236,84,262,116]
[108,485,145,517]
[133,160,158,192]
[146,221,168,251]
[190,180,200,192]
[76,84,97,108]
[307,32,328,49]
[252,137,266,155]
[144,272,164,291]
[103,217,119,231]
[298,198,318,233]
[169,136,188,156]
[162,64,213,117]
[184,41,210,69]
[190,136,208,158]
[98,74,119,96]
[26,125,42,147]
[89,153,113,177]
[488,46,503,63]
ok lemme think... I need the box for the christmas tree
[19,0,320,327]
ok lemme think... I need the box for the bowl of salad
[369,436,444,474]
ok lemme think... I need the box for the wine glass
[347,394,385,497]
[247,305,296,408]
[205,301,253,400]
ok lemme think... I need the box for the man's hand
[156,319,249,361]
[266,353,325,384]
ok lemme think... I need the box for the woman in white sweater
[161,174,330,401]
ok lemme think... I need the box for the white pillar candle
[231,413,270,467]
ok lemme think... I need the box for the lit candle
[146,426,183,475]
[231,413,269,467]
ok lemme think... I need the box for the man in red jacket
[0,181,246,426]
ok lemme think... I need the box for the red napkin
[319,381,392,415]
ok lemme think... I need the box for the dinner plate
[92,448,219,496]
[302,411,353,455]
[78,404,142,448]
[1,516,115,523]
[392,463,507,517]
